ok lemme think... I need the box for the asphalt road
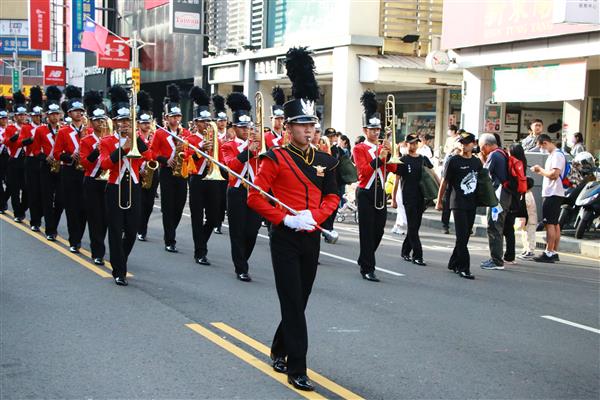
[1,198,599,399]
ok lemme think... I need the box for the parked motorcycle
[574,179,600,239]
[558,152,597,229]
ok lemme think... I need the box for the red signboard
[43,65,66,86]
[441,0,600,50]
[97,35,131,69]
[145,0,169,10]
[28,0,51,50]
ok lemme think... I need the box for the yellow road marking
[3,210,133,277]
[185,323,327,400]
[211,322,365,400]
[0,213,112,278]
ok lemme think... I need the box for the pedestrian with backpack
[478,133,513,270]
[530,134,565,263]
[503,144,529,264]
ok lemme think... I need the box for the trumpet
[202,121,225,181]
[385,94,402,164]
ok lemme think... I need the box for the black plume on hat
[30,86,43,108]
[166,84,180,104]
[109,85,130,119]
[64,85,82,100]
[0,96,6,110]
[137,90,153,112]
[226,92,251,113]
[13,91,26,106]
[189,86,209,107]
[46,86,62,103]
[212,94,225,113]
[360,90,378,116]
[84,90,104,113]
[271,86,285,106]
[61,101,69,114]
[285,47,319,101]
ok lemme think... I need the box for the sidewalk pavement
[386,208,600,259]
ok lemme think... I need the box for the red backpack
[496,149,528,195]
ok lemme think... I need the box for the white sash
[89,133,102,176]
[234,138,253,187]
[365,142,385,190]
[114,141,139,184]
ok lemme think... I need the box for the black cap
[45,86,62,114]
[109,85,131,120]
[324,127,337,137]
[84,90,108,120]
[226,92,252,127]
[361,90,381,129]
[12,91,27,115]
[458,132,476,144]
[164,84,182,117]
[405,133,420,143]
[64,85,84,112]
[283,47,320,124]
[29,86,44,115]
[137,90,153,123]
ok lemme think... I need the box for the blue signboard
[0,37,41,56]
[72,0,95,52]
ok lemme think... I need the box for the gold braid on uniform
[285,143,315,165]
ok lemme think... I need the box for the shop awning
[359,55,462,88]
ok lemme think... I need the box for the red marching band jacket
[3,123,32,158]
[79,132,104,178]
[149,126,191,166]
[53,124,88,165]
[18,123,43,157]
[221,137,261,188]
[32,124,60,159]
[247,146,340,227]
[99,133,152,185]
[185,132,224,177]
[352,141,397,190]
[265,130,285,149]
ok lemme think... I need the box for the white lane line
[154,205,404,278]
[541,315,600,334]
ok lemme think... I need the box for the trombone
[385,94,402,164]
[155,121,339,244]
[253,91,267,155]
[118,82,143,210]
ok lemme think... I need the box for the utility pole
[3,37,32,94]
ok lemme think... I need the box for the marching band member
[247,47,340,392]
[212,94,228,235]
[34,86,64,241]
[53,85,87,253]
[0,96,9,214]
[80,91,109,265]
[150,84,190,253]
[20,86,44,231]
[136,91,159,242]
[352,90,396,282]
[100,85,151,286]
[265,86,286,149]
[221,92,262,282]
[4,91,30,223]
[187,86,223,265]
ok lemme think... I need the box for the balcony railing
[380,0,443,56]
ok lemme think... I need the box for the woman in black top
[436,132,482,279]
[393,133,434,266]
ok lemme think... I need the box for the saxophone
[141,160,159,189]
[171,140,187,178]
[49,157,61,174]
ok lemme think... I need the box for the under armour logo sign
[105,43,126,57]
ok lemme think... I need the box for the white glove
[283,210,316,231]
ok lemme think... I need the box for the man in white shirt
[530,134,565,263]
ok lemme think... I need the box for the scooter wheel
[575,210,594,239]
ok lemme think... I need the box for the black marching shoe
[45,234,56,241]
[136,234,146,242]
[165,245,178,253]
[237,273,252,282]
[13,216,22,223]
[442,226,450,234]
[195,256,211,266]
[459,271,475,280]
[271,354,287,374]
[213,226,222,234]
[69,245,80,254]
[361,272,380,282]
[93,258,105,266]
[401,254,412,262]
[114,277,128,286]
[413,258,427,266]
[288,375,315,392]
[30,225,40,232]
